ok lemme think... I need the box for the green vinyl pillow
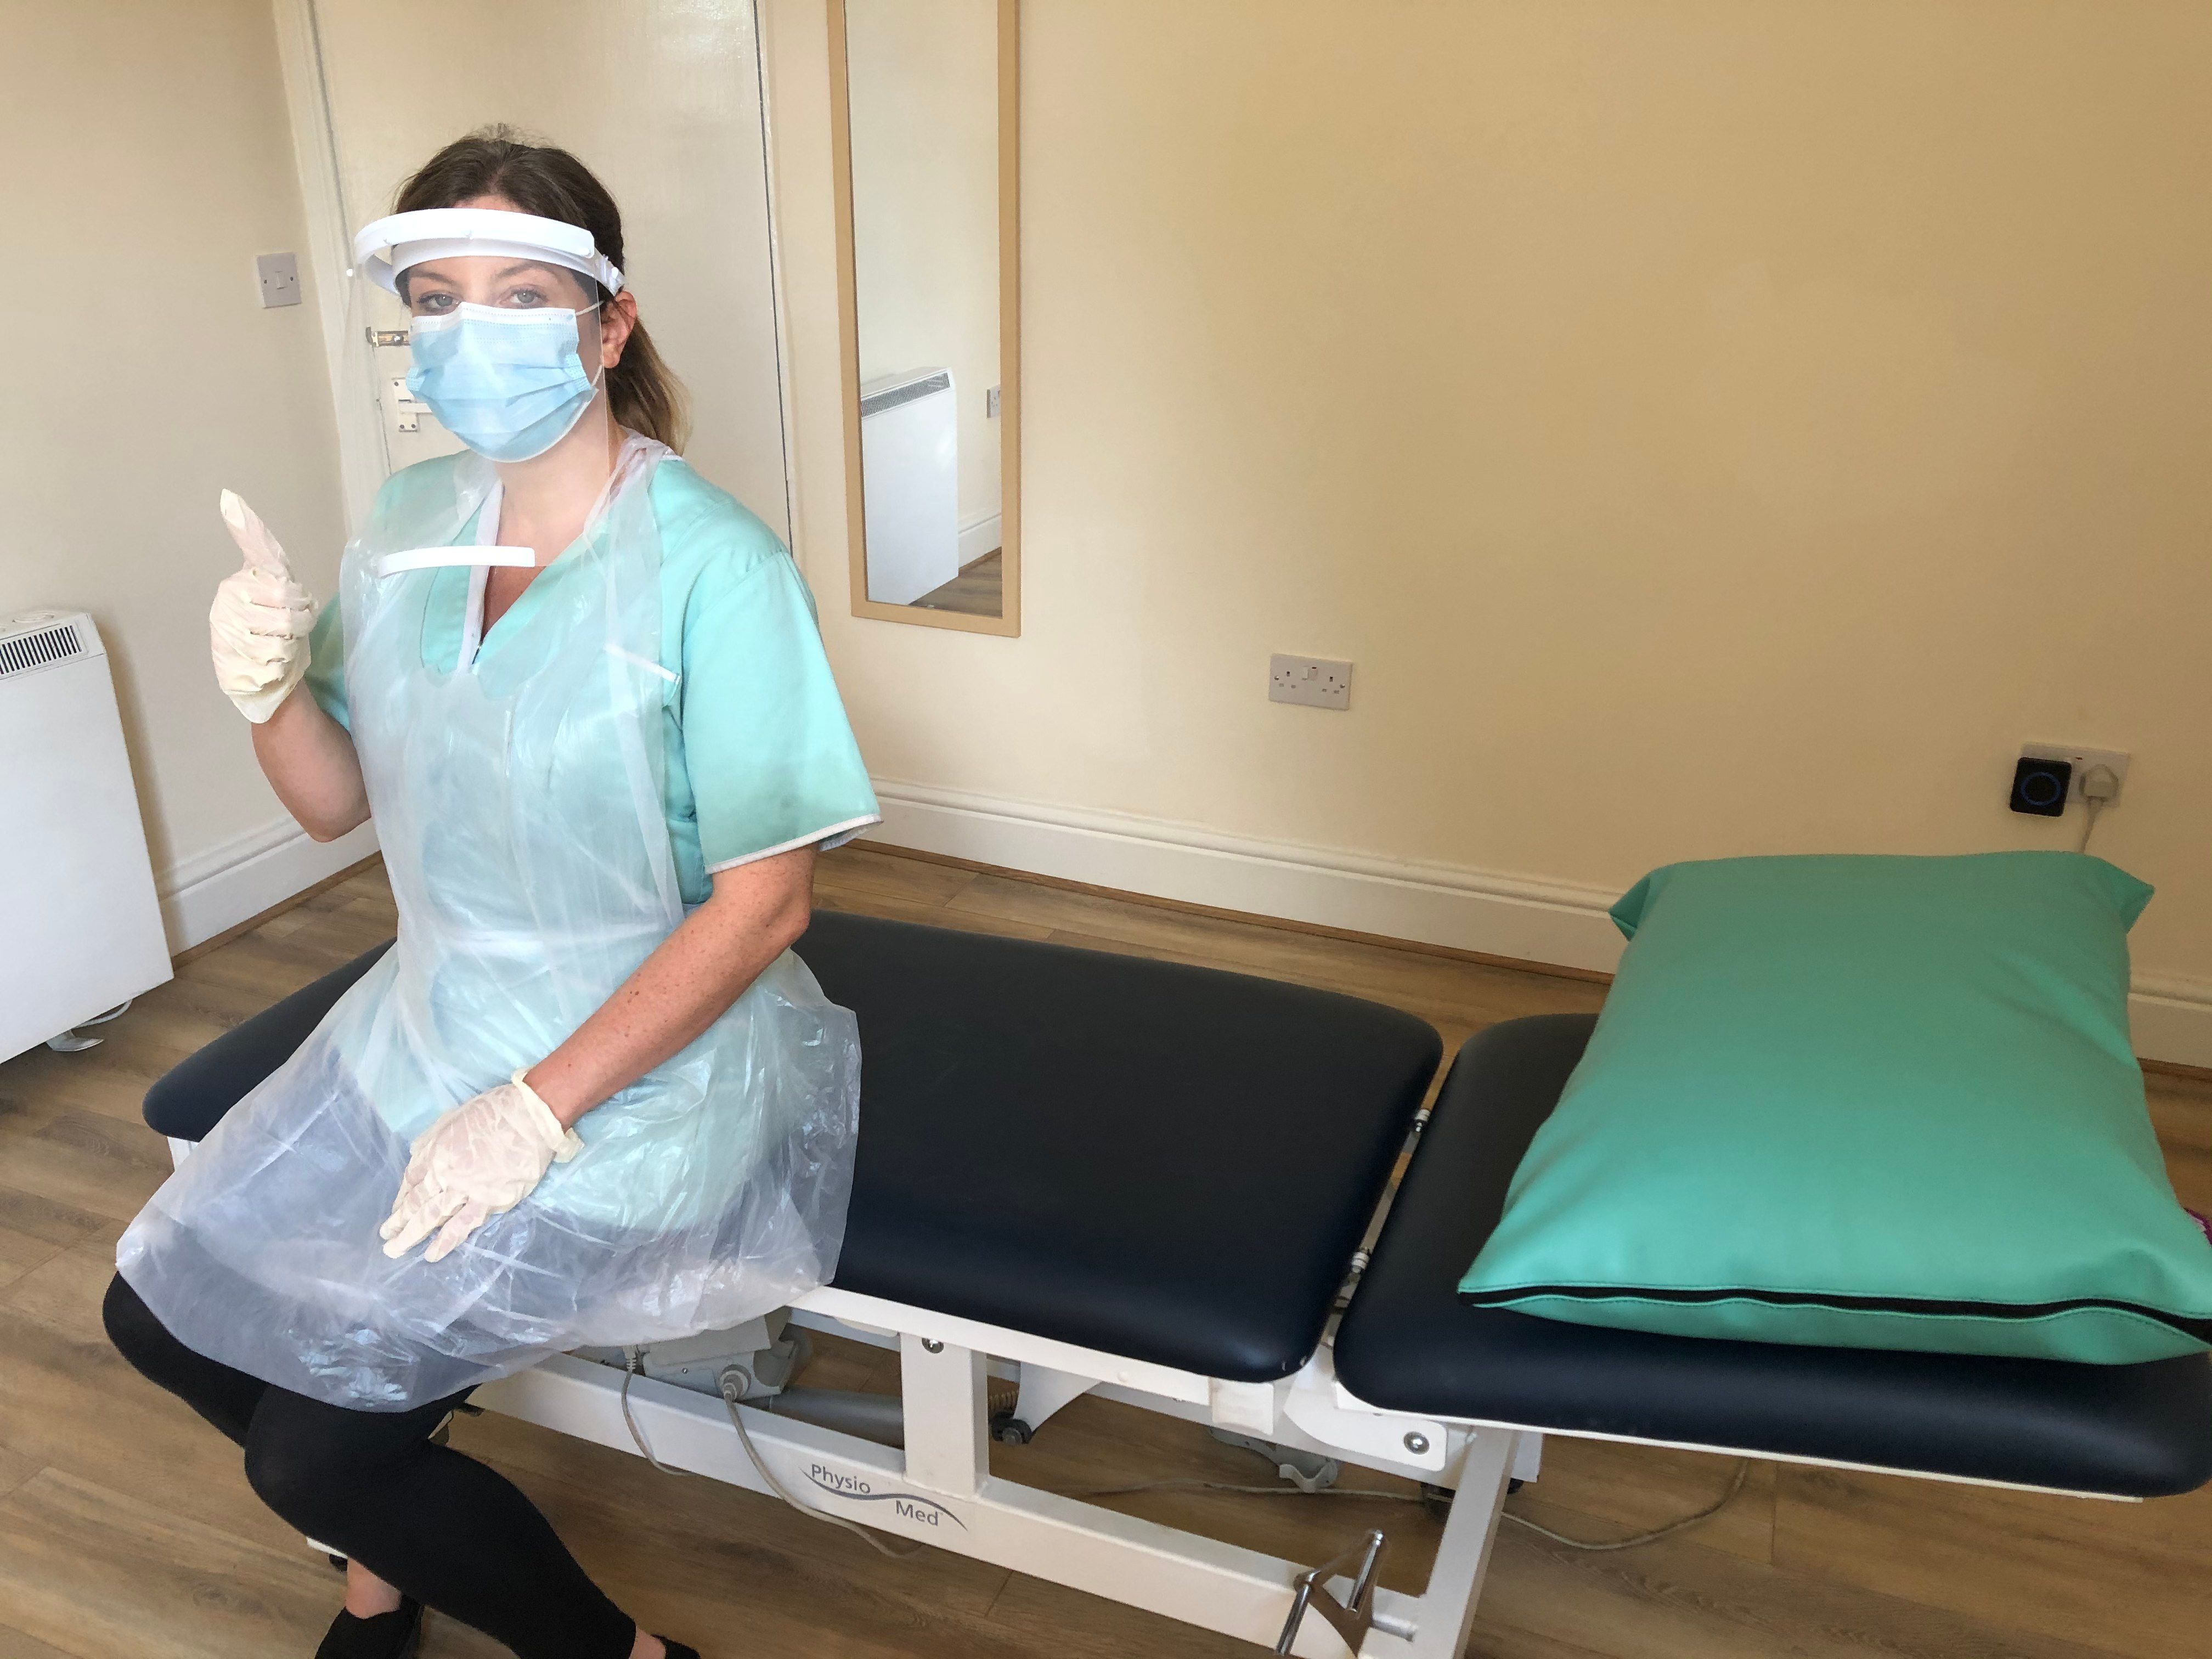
[1457,853,2212,1364]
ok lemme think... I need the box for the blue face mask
[405,302,602,462]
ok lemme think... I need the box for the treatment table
[145,910,2212,1656]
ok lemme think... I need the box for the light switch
[256,252,302,308]
[1269,654,1353,710]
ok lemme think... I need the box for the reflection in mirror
[834,0,1019,633]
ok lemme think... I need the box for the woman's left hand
[381,1071,584,1262]
[381,849,814,1263]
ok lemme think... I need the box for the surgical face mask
[406,302,603,462]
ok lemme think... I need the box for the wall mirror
[830,0,1019,634]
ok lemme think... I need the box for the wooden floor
[1,844,2207,1658]
[912,549,1003,618]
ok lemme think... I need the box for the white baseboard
[869,779,1627,971]
[868,778,2212,1070]
[2130,978,2212,1073]
[958,512,1002,568]
[157,815,380,955]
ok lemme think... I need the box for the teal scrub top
[304,454,879,905]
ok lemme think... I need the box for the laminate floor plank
[0,1227,65,1291]
[0,1619,82,1659]
[0,1109,168,1228]
[1466,1522,2126,1659]
[1771,1464,2212,1659]
[2145,1076,2212,1154]
[813,884,1056,941]
[0,1304,304,1561]
[1500,1441,1776,1567]
[0,1447,38,1506]
[0,1188,108,1260]
[2158,1140,2210,1213]
[1459,1626,1620,1659]
[812,845,981,909]
[2,1246,123,1342]
[0,1468,335,1659]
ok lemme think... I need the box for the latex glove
[380,1070,585,1263]
[210,489,319,723]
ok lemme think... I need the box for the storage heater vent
[858,366,960,606]
[0,623,83,679]
[0,611,172,1064]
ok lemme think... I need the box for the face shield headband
[351,207,625,297]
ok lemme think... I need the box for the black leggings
[104,1274,635,1659]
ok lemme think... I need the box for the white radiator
[0,611,173,1064]
[859,367,960,605]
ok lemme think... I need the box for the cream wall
[0,0,359,946]
[769,1,2212,1027]
[844,0,1002,535]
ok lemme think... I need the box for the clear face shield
[349,207,621,478]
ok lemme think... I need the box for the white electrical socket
[1270,654,1352,710]
[2021,742,2130,802]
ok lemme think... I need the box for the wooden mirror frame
[828,0,1021,636]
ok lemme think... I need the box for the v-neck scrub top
[303,451,880,905]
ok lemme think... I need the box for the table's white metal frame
[475,1280,2130,1658]
[479,1283,1529,1659]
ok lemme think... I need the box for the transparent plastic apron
[119,438,861,1409]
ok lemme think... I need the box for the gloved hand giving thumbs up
[209,489,319,723]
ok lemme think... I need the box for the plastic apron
[118,437,862,1409]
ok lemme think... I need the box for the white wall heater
[0,611,173,1064]
[859,367,960,605]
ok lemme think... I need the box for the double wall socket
[2021,742,2130,802]
[1270,654,1352,710]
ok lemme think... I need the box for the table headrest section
[1335,1015,2212,1497]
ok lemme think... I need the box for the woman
[105,129,878,1659]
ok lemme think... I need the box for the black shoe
[656,1641,700,1659]
[314,1597,422,1659]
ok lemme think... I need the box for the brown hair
[394,126,690,452]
